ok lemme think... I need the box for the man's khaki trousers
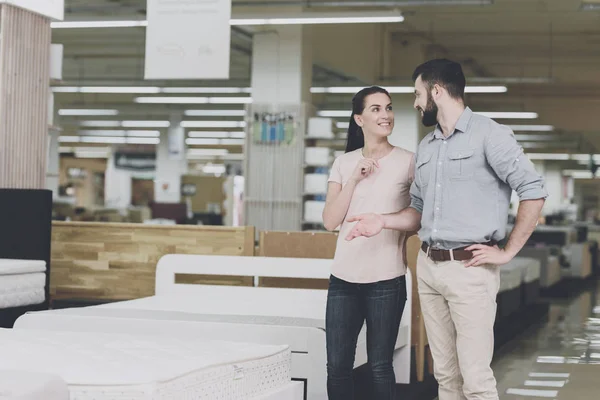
[417,249,500,400]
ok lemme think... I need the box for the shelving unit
[301,117,346,231]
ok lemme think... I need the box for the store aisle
[491,280,600,399]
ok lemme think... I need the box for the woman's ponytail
[345,113,364,153]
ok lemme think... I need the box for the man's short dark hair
[412,59,466,101]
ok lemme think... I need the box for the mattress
[0,258,46,308]
[0,273,45,308]
[0,369,69,400]
[499,262,524,292]
[0,328,291,400]
[513,257,541,283]
[0,259,46,275]
[545,256,562,287]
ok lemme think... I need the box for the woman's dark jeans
[326,274,407,400]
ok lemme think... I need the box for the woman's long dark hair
[345,86,391,153]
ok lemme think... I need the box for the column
[154,114,187,203]
[46,127,60,197]
[245,25,313,232]
[251,26,313,104]
[543,163,563,215]
[104,148,132,209]
[0,4,52,188]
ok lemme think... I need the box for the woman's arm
[322,181,358,231]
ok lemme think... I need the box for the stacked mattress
[0,259,46,308]
[0,328,291,399]
[498,261,525,318]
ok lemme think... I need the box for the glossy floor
[490,280,600,399]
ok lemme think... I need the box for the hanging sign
[144,0,232,79]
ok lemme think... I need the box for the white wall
[388,95,420,153]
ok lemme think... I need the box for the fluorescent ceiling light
[80,121,121,128]
[77,130,160,137]
[134,97,252,104]
[122,120,170,128]
[311,86,506,94]
[181,121,246,128]
[59,136,160,145]
[184,110,246,117]
[232,14,404,25]
[52,86,247,94]
[58,136,80,143]
[515,134,561,141]
[51,12,404,29]
[58,109,119,116]
[80,120,169,128]
[318,110,351,118]
[52,20,148,29]
[564,170,597,179]
[186,138,245,146]
[186,138,220,146]
[164,87,251,94]
[526,153,570,161]
[53,86,160,94]
[188,131,245,139]
[476,112,538,119]
[509,125,554,132]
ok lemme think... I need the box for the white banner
[1,0,64,20]
[145,0,231,80]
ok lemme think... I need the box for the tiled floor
[491,279,600,399]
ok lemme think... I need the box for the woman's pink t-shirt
[327,146,415,283]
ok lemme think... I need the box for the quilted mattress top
[0,328,288,387]
[0,259,46,275]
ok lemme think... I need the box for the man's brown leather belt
[421,242,494,262]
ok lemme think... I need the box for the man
[345,59,547,400]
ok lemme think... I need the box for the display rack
[243,103,310,233]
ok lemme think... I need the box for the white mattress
[511,257,541,283]
[0,328,291,400]
[499,263,524,292]
[545,256,561,287]
[0,273,45,308]
[0,369,69,400]
[0,259,46,275]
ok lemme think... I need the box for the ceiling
[52,0,600,170]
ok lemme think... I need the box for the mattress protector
[0,328,291,398]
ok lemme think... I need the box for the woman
[322,86,415,400]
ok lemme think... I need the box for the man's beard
[421,95,438,127]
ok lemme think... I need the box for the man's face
[414,76,439,127]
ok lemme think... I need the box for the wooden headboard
[50,222,255,301]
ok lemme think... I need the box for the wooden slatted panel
[50,222,256,301]
[0,5,51,189]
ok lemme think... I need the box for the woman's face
[354,92,394,139]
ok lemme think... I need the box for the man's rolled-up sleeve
[485,124,548,201]
[409,152,424,213]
